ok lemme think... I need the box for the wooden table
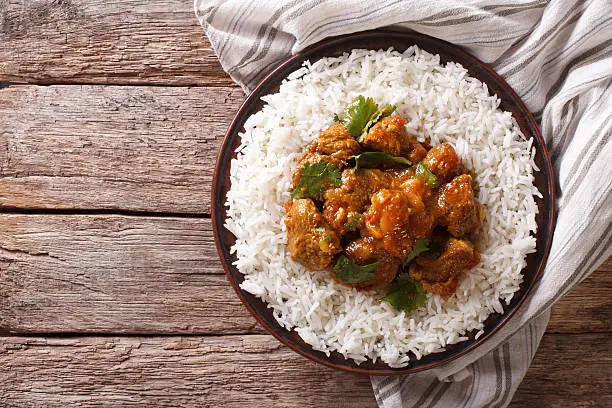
[1,2,610,406]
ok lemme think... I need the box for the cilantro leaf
[379,104,396,118]
[382,273,427,313]
[333,255,378,284]
[402,238,444,267]
[336,96,380,138]
[348,152,412,170]
[357,103,397,143]
[291,161,342,200]
[415,162,439,188]
[335,96,395,139]
[403,238,431,266]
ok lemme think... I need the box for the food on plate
[225,47,539,367]
[285,97,484,309]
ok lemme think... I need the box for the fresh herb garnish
[402,238,444,267]
[415,162,439,188]
[334,96,395,140]
[291,161,342,200]
[357,103,397,143]
[382,273,427,313]
[403,238,431,266]
[333,255,378,284]
[344,213,364,231]
[379,104,396,118]
[348,152,412,170]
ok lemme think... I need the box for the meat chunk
[422,143,460,183]
[364,189,412,258]
[409,237,478,282]
[399,177,437,239]
[284,199,341,271]
[291,124,359,190]
[436,174,484,237]
[323,169,391,234]
[361,115,427,162]
[344,237,399,289]
[420,277,459,300]
[409,237,479,299]
[311,124,361,161]
[386,169,438,238]
[386,168,415,189]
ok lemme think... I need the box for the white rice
[225,47,540,367]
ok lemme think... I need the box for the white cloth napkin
[194,1,612,406]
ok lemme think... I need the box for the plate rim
[211,29,556,375]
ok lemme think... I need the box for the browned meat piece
[323,169,391,234]
[409,237,479,299]
[344,237,399,289]
[387,168,418,189]
[386,170,438,239]
[361,115,427,163]
[311,124,361,161]
[399,177,437,239]
[284,199,341,271]
[409,237,477,282]
[421,277,459,300]
[436,174,484,237]
[291,124,360,189]
[422,143,460,183]
[364,189,412,258]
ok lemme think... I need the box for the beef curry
[284,96,484,311]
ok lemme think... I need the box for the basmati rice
[224,47,539,367]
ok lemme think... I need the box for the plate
[212,30,555,375]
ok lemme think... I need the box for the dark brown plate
[212,30,555,375]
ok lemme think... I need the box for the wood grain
[0,333,608,407]
[1,213,610,337]
[0,85,244,213]
[0,214,263,335]
[510,333,612,407]
[0,335,377,407]
[0,0,233,86]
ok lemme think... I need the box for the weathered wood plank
[1,213,610,337]
[0,333,608,407]
[0,214,264,334]
[0,85,244,213]
[510,333,612,407]
[0,335,377,407]
[0,0,234,86]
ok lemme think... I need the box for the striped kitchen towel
[194,1,612,407]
